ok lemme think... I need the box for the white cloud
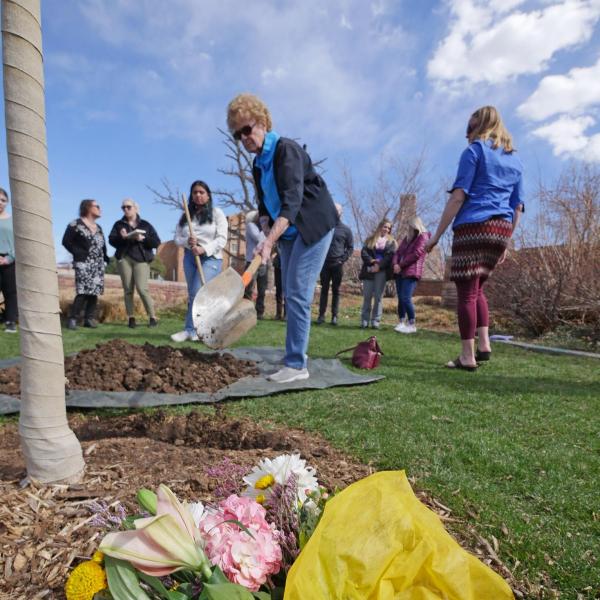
[55,0,414,150]
[340,14,353,29]
[428,0,600,88]
[531,115,600,161]
[518,56,600,162]
[517,57,600,121]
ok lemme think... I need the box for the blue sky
[1,0,600,261]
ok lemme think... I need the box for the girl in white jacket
[171,180,228,342]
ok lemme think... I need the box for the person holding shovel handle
[227,93,338,383]
[171,181,228,342]
[425,106,524,371]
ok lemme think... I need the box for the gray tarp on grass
[0,346,383,415]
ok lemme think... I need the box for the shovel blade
[201,298,257,349]
[192,267,257,349]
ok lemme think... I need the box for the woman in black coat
[108,198,161,328]
[62,199,109,329]
[359,219,396,329]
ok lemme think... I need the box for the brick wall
[58,270,188,308]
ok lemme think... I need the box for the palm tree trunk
[2,0,84,482]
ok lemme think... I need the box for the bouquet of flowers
[65,454,329,600]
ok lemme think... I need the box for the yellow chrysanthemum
[65,560,107,600]
[254,474,275,490]
[256,494,266,504]
[91,551,104,564]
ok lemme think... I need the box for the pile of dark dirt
[0,339,259,398]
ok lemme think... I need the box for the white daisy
[243,453,319,505]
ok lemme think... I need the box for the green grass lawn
[1,314,599,598]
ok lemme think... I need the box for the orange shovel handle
[241,255,263,287]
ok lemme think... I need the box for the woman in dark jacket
[359,219,396,329]
[108,198,161,328]
[392,217,430,334]
[227,93,338,384]
[62,199,109,329]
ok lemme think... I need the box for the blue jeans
[395,276,418,322]
[183,250,222,332]
[278,229,334,369]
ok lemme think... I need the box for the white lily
[100,485,211,578]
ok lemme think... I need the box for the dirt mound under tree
[0,339,260,398]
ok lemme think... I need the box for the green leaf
[105,556,152,600]
[252,592,272,599]
[199,582,255,600]
[206,565,230,584]
[166,591,190,600]
[137,571,175,598]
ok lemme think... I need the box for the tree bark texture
[2,0,84,482]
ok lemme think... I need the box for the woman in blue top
[0,187,17,333]
[227,93,338,384]
[426,106,524,371]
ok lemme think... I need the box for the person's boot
[331,315,338,326]
[316,314,325,325]
[67,318,77,330]
[128,317,137,329]
[275,302,283,320]
[83,318,98,328]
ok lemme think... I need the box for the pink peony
[199,495,282,591]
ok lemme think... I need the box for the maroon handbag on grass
[335,336,383,369]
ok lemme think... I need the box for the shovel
[182,193,262,348]
[192,251,263,349]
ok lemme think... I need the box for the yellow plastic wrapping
[284,471,514,600]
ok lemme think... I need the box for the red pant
[455,277,489,340]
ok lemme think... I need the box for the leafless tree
[211,128,257,211]
[487,162,600,343]
[150,129,329,214]
[340,149,437,241]
[147,177,183,211]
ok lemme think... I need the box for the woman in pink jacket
[392,217,430,333]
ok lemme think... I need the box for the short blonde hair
[227,93,272,132]
[468,106,514,153]
[122,197,140,212]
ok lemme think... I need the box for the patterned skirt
[450,218,513,282]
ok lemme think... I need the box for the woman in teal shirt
[0,187,17,333]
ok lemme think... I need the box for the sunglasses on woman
[122,205,134,210]
[233,123,255,141]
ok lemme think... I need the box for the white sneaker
[405,323,417,334]
[394,322,407,333]
[171,330,190,342]
[267,367,310,383]
[189,331,199,342]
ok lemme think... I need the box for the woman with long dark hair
[426,106,524,370]
[171,180,228,342]
[0,187,17,333]
[62,199,110,329]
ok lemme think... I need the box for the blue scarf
[254,131,298,240]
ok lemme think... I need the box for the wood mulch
[0,412,539,599]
